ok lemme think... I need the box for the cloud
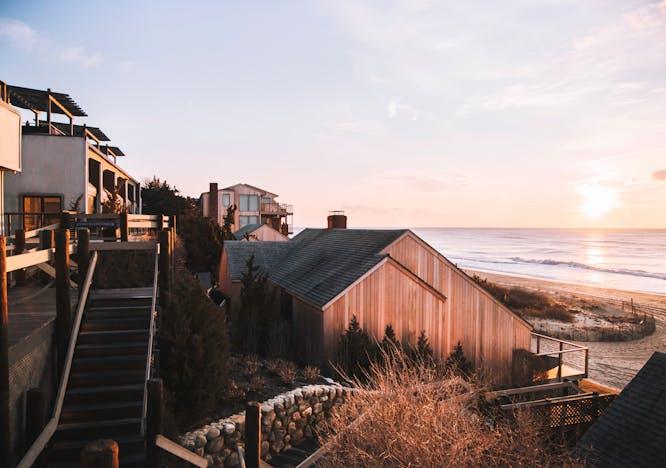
[0,18,37,49]
[386,98,420,120]
[0,17,103,69]
[654,169,666,181]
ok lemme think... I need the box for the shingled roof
[576,351,666,467]
[224,228,408,308]
[224,241,292,281]
[234,224,263,240]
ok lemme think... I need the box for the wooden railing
[141,241,160,436]
[532,333,589,382]
[16,251,99,468]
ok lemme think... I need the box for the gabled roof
[8,85,87,116]
[222,183,278,197]
[576,352,666,466]
[224,241,292,281]
[234,224,263,240]
[224,228,408,308]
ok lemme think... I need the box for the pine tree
[381,324,400,353]
[222,205,237,240]
[414,330,434,365]
[336,315,372,379]
[237,254,271,355]
[445,341,473,376]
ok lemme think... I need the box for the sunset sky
[1,1,665,228]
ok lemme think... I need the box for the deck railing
[531,333,589,382]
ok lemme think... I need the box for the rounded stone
[206,436,226,454]
[223,423,236,435]
[195,434,208,448]
[206,428,221,441]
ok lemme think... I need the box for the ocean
[411,228,666,296]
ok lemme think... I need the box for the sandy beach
[467,269,666,389]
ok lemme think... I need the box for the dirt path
[579,319,666,389]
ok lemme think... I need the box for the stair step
[64,384,144,405]
[88,297,152,308]
[61,400,143,423]
[85,306,151,319]
[78,329,149,345]
[49,433,145,463]
[80,317,150,332]
[75,341,148,358]
[69,369,146,388]
[53,418,142,443]
[72,355,145,372]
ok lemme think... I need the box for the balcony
[260,202,293,216]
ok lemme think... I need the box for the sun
[577,183,619,220]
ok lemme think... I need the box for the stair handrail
[141,242,161,436]
[17,251,99,468]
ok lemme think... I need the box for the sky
[1,0,665,228]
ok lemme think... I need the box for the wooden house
[220,216,533,382]
[234,223,289,242]
[202,182,293,235]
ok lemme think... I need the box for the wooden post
[536,335,540,354]
[245,402,261,468]
[0,237,10,466]
[119,213,129,242]
[39,230,54,251]
[60,212,72,231]
[146,379,163,468]
[25,388,45,451]
[15,229,26,286]
[80,439,119,468]
[77,229,91,297]
[584,348,589,378]
[158,229,171,308]
[557,341,563,382]
[55,229,71,376]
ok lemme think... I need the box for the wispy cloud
[0,17,103,69]
[386,98,420,120]
[654,169,666,181]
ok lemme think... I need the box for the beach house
[0,82,22,235]
[201,182,293,235]
[220,213,533,381]
[2,84,141,233]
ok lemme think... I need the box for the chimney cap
[328,210,345,215]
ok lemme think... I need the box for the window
[240,215,259,227]
[22,195,62,231]
[222,193,231,207]
[239,194,259,211]
[261,196,272,204]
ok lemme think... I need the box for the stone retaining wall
[180,383,352,467]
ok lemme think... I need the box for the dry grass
[276,360,298,384]
[319,351,580,468]
[302,365,321,383]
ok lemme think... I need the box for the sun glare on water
[577,183,619,220]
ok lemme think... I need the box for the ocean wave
[509,257,666,281]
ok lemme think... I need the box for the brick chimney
[327,211,347,229]
[209,182,219,223]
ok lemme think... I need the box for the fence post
[245,402,261,468]
[158,229,171,308]
[119,213,129,242]
[536,335,540,354]
[584,348,589,378]
[39,230,54,251]
[80,439,119,468]
[146,379,163,468]
[59,212,72,231]
[55,229,71,377]
[557,341,563,382]
[0,237,11,466]
[15,229,26,287]
[77,229,91,296]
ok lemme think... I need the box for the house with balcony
[0,82,22,235]
[2,84,141,233]
[201,182,293,235]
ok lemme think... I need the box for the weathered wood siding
[292,297,325,366]
[322,260,447,366]
[383,233,532,380]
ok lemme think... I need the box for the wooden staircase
[47,293,153,467]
